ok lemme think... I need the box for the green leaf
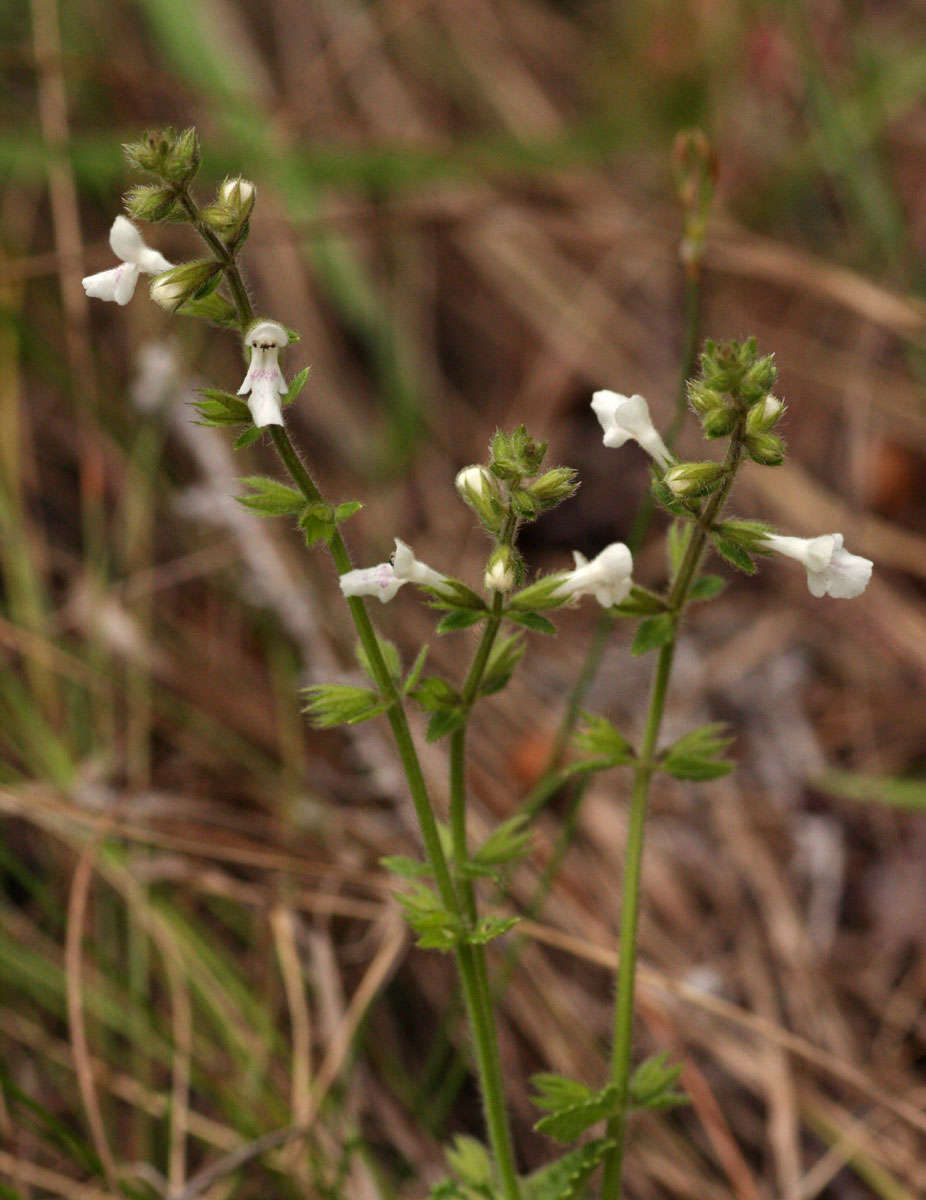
[334,500,363,523]
[474,814,531,867]
[425,579,487,612]
[426,707,466,742]
[815,771,926,811]
[437,609,486,634]
[522,1139,615,1200]
[667,519,689,574]
[533,1078,620,1142]
[573,714,635,768]
[233,425,263,450]
[506,610,556,635]
[661,722,734,781]
[192,392,252,425]
[631,613,676,656]
[508,574,569,611]
[299,502,336,546]
[356,634,401,685]
[282,365,311,406]
[713,536,756,574]
[612,585,668,617]
[466,915,519,945]
[403,644,430,695]
[380,855,431,879]
[236,475,305,516]
[445,1136,493,1190]
[531,1072,596,1112]
[628,1053,689,1111]
[410,677,459,712]
[302,684,390,727]
[395,886,461,951]
[480,633,525,696]
[652,476,696,517]
[688,574,727,601]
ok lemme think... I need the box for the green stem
[187,191,521,1197]
[600,429,744,1200]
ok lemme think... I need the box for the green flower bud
[455,465,504,534]
[664,461,727,497]
[489,424,547,481]
[161,127,201,184]
[509,488,540,520]
[150,260,222,311]
[687,381,724,415]
[700,405,738,438]
[745,395,784,434]
[123,128,174,174]
[743,432,785,466]
[527,467,579,511]
[124,184,178,223]
[741,354,777,401]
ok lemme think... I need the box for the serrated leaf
[282,365,311,406]
[480,633,525,696]
[437,609,486,634]
[302,684,390,727]
[395,885,461,951]
[688,574,727,601]
[426,707,466,742]
[505,610,557,635]
[233,425,263,450]
[628,1053,688,1111]
[356,634,401,685]
[474,814,531,867]
[713,536,756,574]
[380,855,431,879]
[410,677,459,712]
[403,644,429,695]
[573,714,635,768]
[299,502,336,547]
[466,915,519,945]
[631,613,676,656]
[445,1136,493,1190]
[531,1073,596,1112]
[236,475,305,516]
[661,722,734,781]
[334,500,362,523]
[521,1139,615,1200]
[612,585,668,617]
[534,1081,620,1142]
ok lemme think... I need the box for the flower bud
[741,354,777,402]
[484,546,517,593]
[527,467,579,511]
[455,465,492,499]
[743,432,784,466]
[150,260,221,311]
[700,405,738,438]
[664,461,727,497]
[490,425,546,481]
[124,184,177,223]
[687,381,724,416]
[161,127,201,184]
[745,395,784,434]
[220,176,256,210]
[509,488,540,520]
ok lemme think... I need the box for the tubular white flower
[220,176,255,206]
[591,391,673,469]
[763,532,872,599]
[455,465,491,498]
[82,216,173,306]
[392,539,447,590]
[553,542,634,608]
[485,558,515,593]
[238,320,289,427]
[339,563,405,603]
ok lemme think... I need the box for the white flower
[554,543,633,608]
[455,465,491,498]
[339,562,404,603]
[238,320,289,428]
[485,558,515,593]
[220,177,255,206]
[591,391,673,469]
[82,216,173,306]
[149,273,187,310]
[763,532,872,599]
[392,539,447,590]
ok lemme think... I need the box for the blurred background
[1,1,924,1198]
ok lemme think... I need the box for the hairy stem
[183,191,522,1198]
[600,428,744,1200]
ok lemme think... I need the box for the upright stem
[183,192,521,1198]
[600,429,744,1200]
